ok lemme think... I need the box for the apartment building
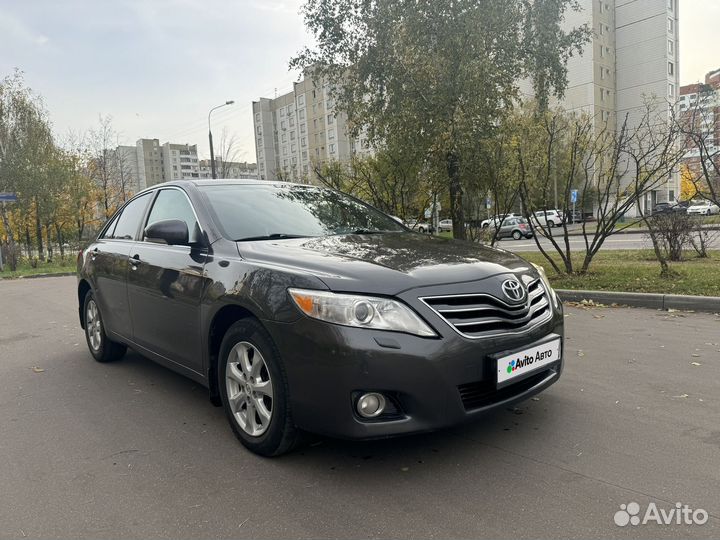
[679,68,720,195]
[198,160,258,179]
[558,0,680,207]
[136,138,164,187]
[115,145,145,193]
[162,143,200,182]
[252,71,372,182]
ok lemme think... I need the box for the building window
[302,150,308,159]
[668,83,675,97]
[313,119,318,129]
[667,18,673,33]
[289,117,295,127]
[298,95,305,106]
[300,123,306,133]
[280,107,286,117]
[668,40,674,55]
[255,112,260,122]
[599,24,603,35]
[667,0,673,11]
[328,129,336,140]
[281,133,287,143]
[329,143,336,154]
[327,114,334,125]
[290,131,296,141]
[600,46,604,58]
[280,120,286,130]
[283,146,288,155]
[291,144,297,153]
[301,137,306,146]
[668,62,674,76]
[299,109,305,120]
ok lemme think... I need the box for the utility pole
[207,100,235,179]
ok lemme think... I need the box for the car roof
[134,178,315,197]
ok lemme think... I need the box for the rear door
[126,187,208,373]
[90,193,153,340]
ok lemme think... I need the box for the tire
[512,230,522,240]
[548,220,556,228]
[83,290,127,363]
[218,318,299,457]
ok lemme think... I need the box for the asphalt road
[1,276,719,539]
[496,230,720,252]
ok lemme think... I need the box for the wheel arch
[207,303,263,406]
[78,279,92,329]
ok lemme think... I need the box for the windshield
[200,184,406,241]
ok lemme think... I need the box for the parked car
[687,201,720,216]
[652,202,673,215]
[481,213,519,228]
[405,219,432,233]
[497,217,534,240]
[77,180,564,456]
[438,219,453,232]
[532,209,565,228]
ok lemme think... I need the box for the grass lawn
[0,257,76,279]
[520,250,720,297]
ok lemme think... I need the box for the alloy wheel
[225,341,274,437]
[86,300,102,351]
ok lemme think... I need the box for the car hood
[236,232,535,295]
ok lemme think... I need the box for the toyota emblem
[501,279,526,302]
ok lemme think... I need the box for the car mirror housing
[145,219,189,246]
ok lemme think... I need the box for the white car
[480,214,519,228]
[532,209,565,227]
[438,219,453,232]
[687,201,720,216]
[405,219,432,233]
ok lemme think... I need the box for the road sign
[570,190,578,204]
[485,197,492,209]
[0,193,18,202]
[424,208,432,219]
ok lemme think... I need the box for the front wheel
[83,291,127,363]
[219,319,299,456]
[512,230,522,240]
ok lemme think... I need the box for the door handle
[129,254,142,269]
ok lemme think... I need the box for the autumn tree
[291,0,589,240]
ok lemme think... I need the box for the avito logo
[507,348,553,374]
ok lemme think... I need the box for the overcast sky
[1,0,716,161]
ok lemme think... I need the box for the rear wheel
[83,291,126,363]
[219,319,299,456]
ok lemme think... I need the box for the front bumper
[263,284,564,440]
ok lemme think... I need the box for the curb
[560,226,720,237]
[557,289,720,313]
[1,272,75,280]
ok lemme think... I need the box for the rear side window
[145,189,199,241]
[108,193,152,240]
[100,213,120,239]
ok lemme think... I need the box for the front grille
[420,278,551,338]
[458,369,554,410]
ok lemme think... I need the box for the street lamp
[208,100,235,179]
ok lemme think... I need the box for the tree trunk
[56,224,65,260]
[45,224,53,262]
[35,198,45,262]
[0,203,18,271]
[447,150,466,240]
[25,225,32,259]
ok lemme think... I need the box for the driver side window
[145,189,199,243]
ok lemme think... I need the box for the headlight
[531,263,558,306]
[288,288,436,337]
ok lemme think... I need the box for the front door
[126,188,208,373]
[91,192,153,340]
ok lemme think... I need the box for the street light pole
[208,100,235,179]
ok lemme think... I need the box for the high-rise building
[252,71,372,182]
[558,0,680,206]
[161,143,200,181]
[136,138,164,187]
[679,68,720,196]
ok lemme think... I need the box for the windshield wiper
[342,229,392,235]
[234,233,308,242]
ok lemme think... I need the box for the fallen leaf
[690,362,701,366]
[400,467,409,472]
[31,367,44,373]
[531,397,540,401]
[672,394,689,398]
[577,350,585,357]
[691,354,700,357]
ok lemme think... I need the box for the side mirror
[144,219,189,246]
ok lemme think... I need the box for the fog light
[356,392,386,418]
